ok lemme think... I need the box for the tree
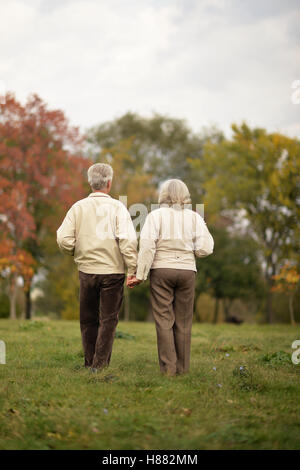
[196,227,265,323]
[193,123,300,322]
[272,263,300,325]
[87,112,206,197]
[0,93,90,318]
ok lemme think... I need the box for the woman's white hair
[87,163,113,190]
[158,179,191,207]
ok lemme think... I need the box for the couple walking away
[57,163,214,376]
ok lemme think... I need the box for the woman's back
[136,205,213,280]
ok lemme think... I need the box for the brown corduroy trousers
[150,268,196,375]
[79,271,125,369]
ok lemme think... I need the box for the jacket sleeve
[136,212,159,281]
[56,206,76,256]
[115,204,138,276]
[194,212,214,258]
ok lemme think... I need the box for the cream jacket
[57,192,138,275]
[136,206,214,280]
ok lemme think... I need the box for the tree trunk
[146,306,154,322]
[266,285,274,323]
[124,287,130,321]
[223,298,232,322]
[289,295,296,326]
[213,298,219,324]
[25,284,32,320]
[9,274,17,320]
[265,259,275,323]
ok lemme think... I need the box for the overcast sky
[1,0,300,137]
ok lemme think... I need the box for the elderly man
[57,163,138,371]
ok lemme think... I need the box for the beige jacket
[57,192,138,275]
[136,206,214,280]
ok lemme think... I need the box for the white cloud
[0,0,299,137]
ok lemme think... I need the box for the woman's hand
[126,275,142,289]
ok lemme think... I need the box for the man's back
[57,192,137,275]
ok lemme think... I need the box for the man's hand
[126,275,142,289]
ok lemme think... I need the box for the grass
[0,319,300,450]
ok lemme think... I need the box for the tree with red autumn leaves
[0,93,90,318]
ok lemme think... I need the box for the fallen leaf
[47,432,62,440]
[180,408,192,417]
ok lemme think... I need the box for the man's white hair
[158,179,191,207]
[87,163,113,191]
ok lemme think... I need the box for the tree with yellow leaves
[272,263,300,325]
[0,239,35,319]
[192,123,300,323]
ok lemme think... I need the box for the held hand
[126,275,142,289]
[126,275,135,286]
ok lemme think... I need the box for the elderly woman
[129,179,214,376]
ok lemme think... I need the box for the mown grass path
[0,320,299,449]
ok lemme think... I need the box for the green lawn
[0,319,299,450]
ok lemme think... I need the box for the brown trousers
[150,268,196,375]
[79,271,125,369]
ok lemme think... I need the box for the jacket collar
[88,192,111,198]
